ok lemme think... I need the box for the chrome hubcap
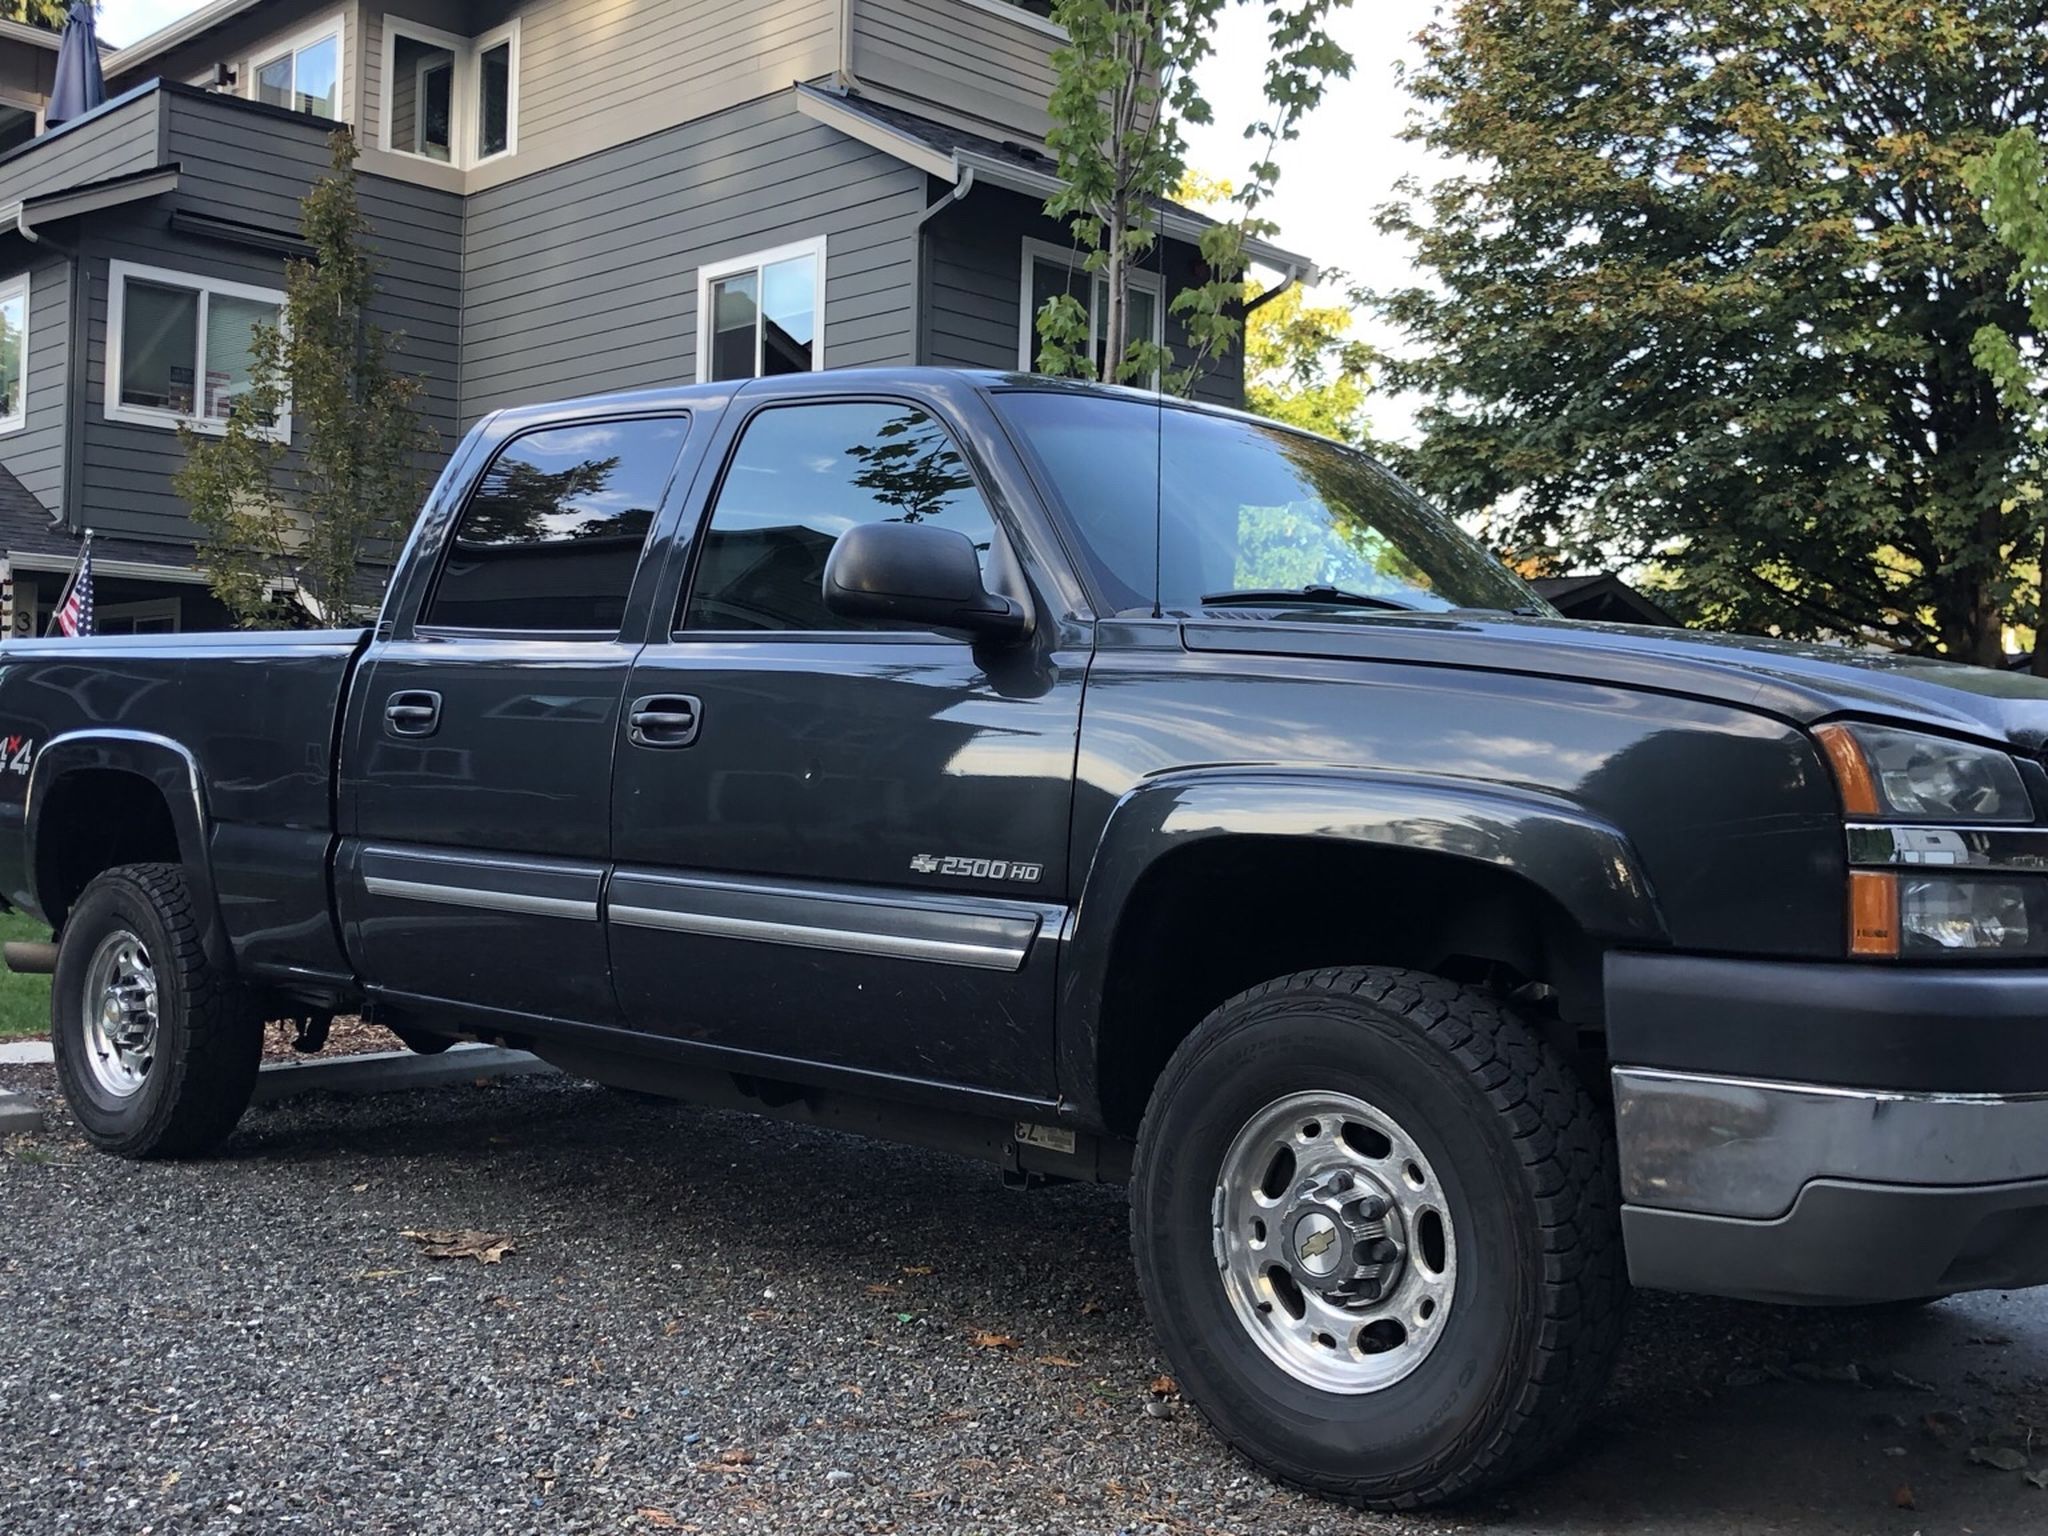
[1213,1091,1457,1393]
[79,930,159,1099]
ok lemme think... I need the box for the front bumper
[1609,952,2048,1304]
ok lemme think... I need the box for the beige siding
[111,1,361,123]
[358,0,838,195]
[850,0,1060,145]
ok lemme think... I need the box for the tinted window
[683,402,996,632]
[423,417,688,633]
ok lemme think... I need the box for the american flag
[54,539,92,637]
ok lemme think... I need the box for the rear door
[606,386,1088,1098]
[337,410,695,1026]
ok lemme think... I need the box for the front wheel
[51,863,260,1159]
[1131,967,1625,1509]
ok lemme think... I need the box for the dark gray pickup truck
[5,367,2048,1508]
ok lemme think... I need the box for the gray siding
[921,184,1244,408]
[850,0,1061,144]
[461,91,926,421]
[0,253,72,517]
[359,0,838,195]
[0,89,161,204]
[72,92,462,549]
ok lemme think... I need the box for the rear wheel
[1131,966,1625,1509]
[51,863,259,1159]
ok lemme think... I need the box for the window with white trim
[252,14,344,119]
[696,237,827,383]
[381,18,519,168]
[0,272,27,435]
[1018,237,1165,382]
[105,262,289,439]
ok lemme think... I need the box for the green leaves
[1378,0,2045,664]
[1039,0,1351,394]
[176,132,437,629]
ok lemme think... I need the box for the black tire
[390,1026,458,1056]
[1131,966,1626,1510]
[51,863,260,1159]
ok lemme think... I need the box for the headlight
[1850,870,2048,957]
[1815,723,2032,823]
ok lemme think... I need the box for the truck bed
[0,628,369,988]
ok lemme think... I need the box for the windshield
[994,391,1543,617]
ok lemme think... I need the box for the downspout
[1243,269,1301,316]
[910,164,974,366]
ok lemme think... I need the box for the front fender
[20,729,229,966]
[1055,768,1667,1123]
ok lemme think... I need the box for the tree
[1033,0,1353,394]
[176,132,437,626]
[1377,1,2045,665]
[3,1,73,29]
[1244,280,1376,447]
[1968,127,2048,670]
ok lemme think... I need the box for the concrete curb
[0,1039,53,1066]
[250,1043,556,1105]
[0,1088,44,1136]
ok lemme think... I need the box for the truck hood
[1181,611,2048,749]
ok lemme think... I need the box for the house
[0,0,1314,635]
[1529,573,1679,628]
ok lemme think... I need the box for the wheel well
[1092,838,1605,1136]
[35,769,182,930]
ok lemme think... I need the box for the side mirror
[822,521,1031,643]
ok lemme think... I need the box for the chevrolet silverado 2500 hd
[6,369,2048,1508]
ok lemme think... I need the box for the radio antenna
[1151,198,1167,619]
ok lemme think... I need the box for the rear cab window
[421,416,691,635]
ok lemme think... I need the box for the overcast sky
[97,0,1446,439]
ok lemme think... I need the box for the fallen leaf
[159,1470,180,1490]
[1036,1355,1081,1368]
[971,1331,1021,1350]
[663,1319,682,1337]
[2026,1468,2048,1490]
[745,1308,777,1322]
[1970,1444,2030,1471]
[719,1448,755,1466]
[1080,1299,1105,1316]
[1149,1375,1180,1398]
[357,1268,409,1282]
[400,1229,516,1264]
[1892,1483,1916,1510]
[865,1283,897,1295]
[636,1509,678,1528]
[901,1265,934,1276]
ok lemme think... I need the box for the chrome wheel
[1213,1090,1457,1394]
[79,929,159,1099]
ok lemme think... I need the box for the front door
[339,413,693,1025]
[608,394,1085,1097]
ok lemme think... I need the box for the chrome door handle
[628,694,702,748]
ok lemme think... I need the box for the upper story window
[382,19,520,169]
[421,416,690,634]
[105,262,288,439]
[0,273,26,436]
[963,0,1065,35]
[253,14,344,119]
[1018,237,1163,384]
[0,93,38,156]
[697,238,826,383]
[683,402,996,633]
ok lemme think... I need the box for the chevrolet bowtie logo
[1298,1227,1337,1261]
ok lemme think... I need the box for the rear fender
[1056,768,1666,1124]
[23,729,229,968]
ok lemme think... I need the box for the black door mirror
[822,521,1031,643]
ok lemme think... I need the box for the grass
[0,908,50,1039]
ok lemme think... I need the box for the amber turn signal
[1849,870,1900,957]
[1814,722,1880,817]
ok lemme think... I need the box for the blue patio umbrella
[46,2,105,130]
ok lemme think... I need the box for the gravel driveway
[4,1066,2047,1535]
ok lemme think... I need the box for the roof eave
[104,0,264,76]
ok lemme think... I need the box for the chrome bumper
[1614,1069,2048,1302]
[1614,1068,2048,1220]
